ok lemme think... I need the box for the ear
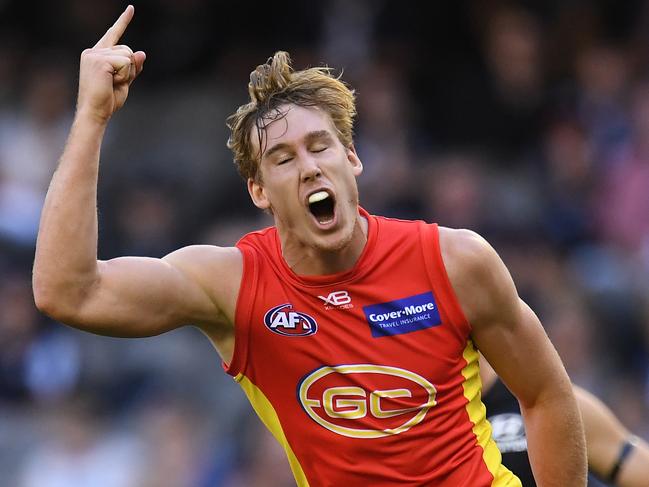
[347,144,363,177]
[248,177,271,210]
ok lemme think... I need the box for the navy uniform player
[480,356,649,486]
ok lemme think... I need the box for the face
[248,104,363,252]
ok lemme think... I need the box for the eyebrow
[262,130,334,161]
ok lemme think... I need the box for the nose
[299,153,322,183]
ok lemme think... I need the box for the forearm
[33,114,107,315]
[522,390,587,486]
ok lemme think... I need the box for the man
[480,357,649,486]
[33,6,586,486]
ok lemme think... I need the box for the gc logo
[298,364,437,438]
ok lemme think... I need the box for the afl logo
[264,303,318,337]
[298,364,437,438]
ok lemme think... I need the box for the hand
[76,5,146,124]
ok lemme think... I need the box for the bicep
[474,298,572,409]
[71,247,232,337]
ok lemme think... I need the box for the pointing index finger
[94,5,135,49]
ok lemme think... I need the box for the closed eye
[277,157,293,165]
[312,146,328,153]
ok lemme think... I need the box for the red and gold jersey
[225,208,521,486]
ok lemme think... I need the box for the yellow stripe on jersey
[234,373,310,487]
[461,340,523,486]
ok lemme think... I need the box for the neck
[279,215,368,276]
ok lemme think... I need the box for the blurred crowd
[1,0,649,485]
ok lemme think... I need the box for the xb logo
[317,290,353,309]
[298,364,437,438]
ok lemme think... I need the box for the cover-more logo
[298,364,437,438]
[363,291,441,337]
[264,303,318,337]
[317,290,353,310]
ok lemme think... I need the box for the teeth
[308,191,329,204]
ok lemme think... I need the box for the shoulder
[438,226,491,262]
[438,226,501,290]
[438,227,518,327]
[237,225,276,246]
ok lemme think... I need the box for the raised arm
[440,227,587,486]
[32,7,239,356]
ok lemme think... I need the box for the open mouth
[308,190,336,225]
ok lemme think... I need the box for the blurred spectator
[224,420,295,487]
[0,54,73,248]
[536,118,596,249]
[419,151,489,231]
[0,273,80,403]
[574,43,632,163]
[595,81,649,257]
[355,62,420,217]
[131,397,215,487]
[319,0,379,79]
[0,273,42,401]
[543,293,600,390]
[18,395,142,487]
[114,183,180,257]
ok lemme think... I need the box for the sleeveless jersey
[225,208,521,486]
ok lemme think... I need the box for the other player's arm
[440,228,587,486]
[32,7,236,342]
[575,386,649,487]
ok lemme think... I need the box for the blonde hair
[226,51,356,181]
